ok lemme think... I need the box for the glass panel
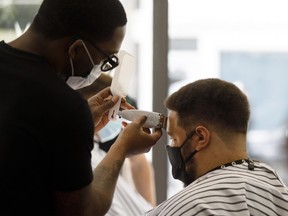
[221,52,288,181]
[0,1,41,41]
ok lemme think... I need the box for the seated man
[145,78,288,216]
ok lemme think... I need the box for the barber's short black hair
[165,78,251,134]
[31,0,127,42]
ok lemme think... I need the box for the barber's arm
[91,116,161,215]
[67,87,162,216]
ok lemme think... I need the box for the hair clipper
[118,110,167,129]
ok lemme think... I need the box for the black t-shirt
[0,41,94,215]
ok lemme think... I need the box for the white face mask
[66,40,102,90]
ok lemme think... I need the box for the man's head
[165,78,250,133]
[31,0,127,42]
[29,0,127,87]
[164,78,250,185]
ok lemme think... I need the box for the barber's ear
[195,126,210,151]
[68,39,84,59]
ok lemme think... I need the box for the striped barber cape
[145,161,288,216]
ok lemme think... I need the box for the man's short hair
[165,78,250,134]
[32,0,127,42]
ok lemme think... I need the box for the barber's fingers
[127,115,163,141]
[89,86,134,112]
[96,96,119,114]
[150,127,163,140]
[90,95,119,124]
[116,117,163,156]
[133,115,148,126]
[122,115,162,136]
[88,88,111,107]
[120,99,135,110]
[94,87,112,100]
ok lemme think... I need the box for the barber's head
[164,78,250,186]
[32,0,127,42]
[30,0,127,89]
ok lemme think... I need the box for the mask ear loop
[81,40,96,67]
[69,58,75,77]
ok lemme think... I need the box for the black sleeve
[43,90,95,191]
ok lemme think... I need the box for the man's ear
[68,39,84,59]
[194,126,210,151]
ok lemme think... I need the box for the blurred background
[1,0,288,204]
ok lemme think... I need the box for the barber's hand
[88,87,134,132]
[113,115,163,157]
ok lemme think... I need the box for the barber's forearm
[91,143,126,214]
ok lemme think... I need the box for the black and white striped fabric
[145,161,288,216]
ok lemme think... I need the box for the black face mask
[166,130,197,184]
